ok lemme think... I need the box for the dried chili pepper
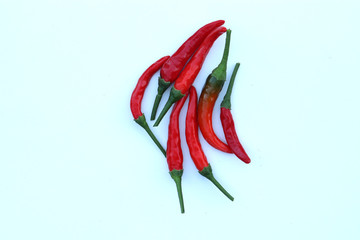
[153,26,227,127]
[130,56,170,156]
[198,29,232,153]
[166,92,189,213]
[220,63,251,163]
[185,86,234,201]
[150,20,225,120]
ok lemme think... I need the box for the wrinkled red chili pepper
[220,63,251,163]
[130,56,170,156]
[198,29,232,153]
[185,86,234,201]
[166,92,189,214]
[150,20,225,120]
[153,26,227,127]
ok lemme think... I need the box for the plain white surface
[1,0,360,239]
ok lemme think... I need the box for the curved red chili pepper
[220,63,251,163]
[150,20,225,120]
[185,86,234,201]
[154,26,227,127]
[167,92,189,214]
[185,87,208,171]
[198,29,232,153]
[130,55,170,156]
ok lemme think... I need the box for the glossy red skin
[166,93,189,171]
[198,78,232,153]
[174,27,227,94]
[130,56,170,119]
[185,86,209,171]
[160,20,225,83]
[220,107,251,164]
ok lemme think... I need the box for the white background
[1,0,360,239]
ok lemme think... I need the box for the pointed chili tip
[242,154,251,164]
[210,19,225,25]
[220,26,227,32]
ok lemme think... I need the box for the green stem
[150,77,171,120]
[199,164,234,201]
[134,114,166,157]
[151,94,163,121]
[220,63,240,109]
[211,29,231,81]
[153,87,184,127]
[170,170,185,213]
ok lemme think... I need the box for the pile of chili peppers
[130,20,251,213]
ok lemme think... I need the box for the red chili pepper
[185,86,234,201]
[154,26,227,127]
[220,63,251,163]
[150,20,225,120]
[166,91,189,214]
[198,29,232,153]
[130,56,170,156]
